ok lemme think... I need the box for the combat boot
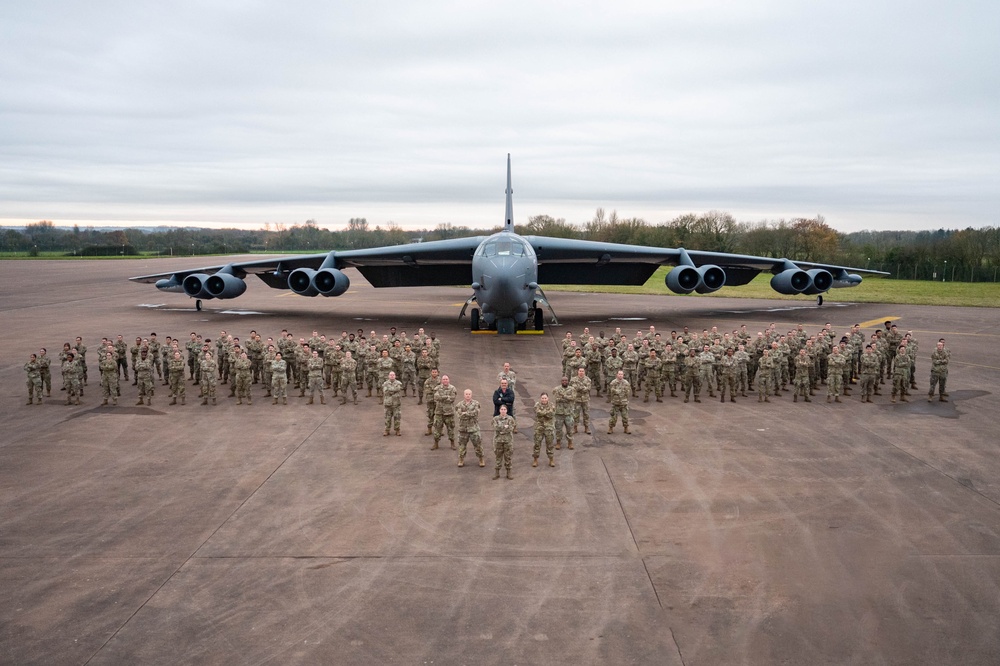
[643,396,649,403]
[395,429,401,436]
[282,397,287,405]
[340,396,348,405]
[608,425,614,434]
[940,396,948,402]
[430,440,439,450]
[900,395,908,402]
[137,398,145,406]
[758,395,763,403]
[623,426,630,434]
[532,457,539,467]
[730,397,735,402]
[548,456,555,467]
[478,457,485,467]
[458,457,464,467]
[685,397,690,403]
[584,426,591,434]
[180,396,185,405]
[100,399,108,406]
[763,397,770,402]
[147,397,152,406]
[367,388,372,397]
[237,399,243,405]
[720,396,725,403]
[567,441,574,450]
[450,439,456,450]
[656,396,663,403]
[834,397,841,403]
[506,470,513,480]
[248,398,252,405]
[493,469,500,480]
[555,440,561,450]
[383,429,390,437]
[202,398,209,405]
[827,395,831,403]
[353,397,358,405]
[890,395,896,403]
[212,397,217,405]
[803,396,810,402]
[694,397,701,403]
[170,397,177,405]
[320,395,326,405]
[425,425,432,436]
[793,394,798,403]
[308,397,314,404]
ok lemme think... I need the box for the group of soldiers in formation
[22,319,952,480]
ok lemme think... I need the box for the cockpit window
[479,237,526,257]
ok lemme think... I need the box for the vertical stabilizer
[504,153,513,232]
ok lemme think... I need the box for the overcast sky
[1,1,996,232]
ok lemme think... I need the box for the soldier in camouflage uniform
[306,350,325,404]
[400,344,417,397]
[890,345,910,403]
[38,348,52,397]
[756,349,775,402]
[339,351,358,404]
[552,377,576,450]
[859,345,880,403]
[99,351,119,406]
[492,405,516,480]
[642,349,663,403]
[199,352,218,405]
[570,367,592,434]
[62,351,82,405]
[382,371,403,436]
[718,348,738,403]
[826,347,846,403]
[234,351,253,405]
[168,350,186,405]
[432,375,458,449]
[607,370,631,434]
[792,348,812,402]
[928,340,949,402]
[532,393,556,467]
[24,353,42,405]
[135,349,154,405]
[423,368,441,436]
[604,349,624,402]
[622,344,639,396]
[682,348,702,403]
[416,348,435,404]
[271,353,288,405]
[364,345,380,397]
[455,389,485,467]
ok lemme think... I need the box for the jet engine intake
[770,268,811,295]
[694,264,726,294]
[801,268,833,295]
[182,274,215,299]
[313,268,350,297]
[665,266,700,294]
[205,273,247,299]
[287,268,319,297]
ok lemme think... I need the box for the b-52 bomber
[131,155,886,334]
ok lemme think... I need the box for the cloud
[1,1,997,231]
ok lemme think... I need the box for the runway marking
[856,316,901,329]
[717,303,855,315]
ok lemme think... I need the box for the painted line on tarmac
[857,316,901,329]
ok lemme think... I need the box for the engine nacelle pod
[182,273,215,299]
[801,269,833,295]
[665,266,700,294]
[694,265,726,294]
[314,268,350,297]
[287,268,319,297]
[770,268,810,295]
[205,273,247,299]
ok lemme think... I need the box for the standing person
[793,349,812,403]
[24,353,42,405]
[382,371,403,436]
[928,340,950,402]
[99,351,119,406]
[532,393,556,468]
[135,349,154,406]
[642,349,663,403]
[683,348,702,403]
[38,348,52,397]
[114,335,129,380]
[62,351,82,405]
[859,345,880,403]
[826,346,847,403]
[74,336,88,386]
[432,375,458,450]
[492,405,516,480]
[423,368,441,436]
[168,350,187,405]
[756,349,774,402]
[719,348,738,403]
[339,351,358,404]
[271,352,288,405]
[607,370,631,434]
[455,389,485,468]
[306,350,325,405]
[416,348,435,404]
[890,345,910,403]
[570,367,592,434]
[492,378,516,433]
[497,362,517,392]
[234,351,253,405]
[400,344,417,397]
[200,352,218,405]
[552,376,576,450]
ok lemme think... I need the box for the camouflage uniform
[99,355,119,405]
[570,373,592,433]
[532,399,556,464]
[642,353,662,402]
[826,350,846,402]
[382,378,403,435]
[62,355,82,405]
[169,354,186,404]
[24,357,42,404]
[135,356,154,405]
[890,350,910,403]
[552,382,576,449]
[756,352,775,402]
[793,352,812,402]
[307,355,325,404]
[859,350,880,402]
[683,352,701,403]
[339,355,358,404]
[200,357,218,405]
[928,346,949,401]
[492,413,516,479]
[432,383,458,447]
[455,399,484,465]
[271,358,288,404]
[718,353,738,402]
[607,377,631,433]
[235,355,253,404]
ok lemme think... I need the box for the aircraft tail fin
[504,153,513,232]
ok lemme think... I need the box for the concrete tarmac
[1,257,998,665]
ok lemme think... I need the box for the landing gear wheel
[533,307,544,331]
[816,294,824,306]
[195,299,203,311]
[470,308,480,331]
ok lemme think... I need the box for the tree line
[5,212,1000,282]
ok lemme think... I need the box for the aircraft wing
[129,236,487,289]
[523,236,887,287]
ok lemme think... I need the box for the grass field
[546,267,1000,308]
